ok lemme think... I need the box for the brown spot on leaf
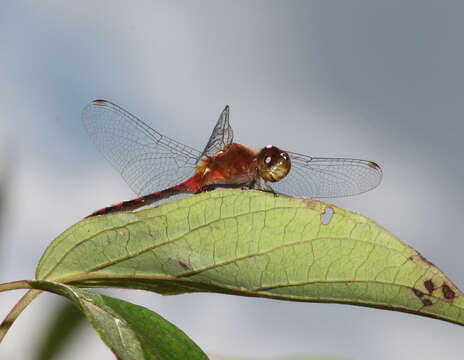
[422,298,433,306]
[302,198,318,210]
[408,251,434,267]
[424,279,435,293]
[442,283,456,300]
[417,251,434,266]
[178,261,190,271]
[412,288,424,298]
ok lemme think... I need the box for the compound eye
[257,145,291,182]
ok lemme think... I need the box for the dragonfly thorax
[257,145,291,182]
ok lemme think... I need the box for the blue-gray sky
[1,1,463,359]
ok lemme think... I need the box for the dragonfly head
[257,145,291,182]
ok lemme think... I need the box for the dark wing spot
[442,283,456,300]
[368,161,380,169]
[424,279,435,293]
[92,99,107,105]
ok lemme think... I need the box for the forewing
[197,105,233,161]
[82,100,200,196]
[269,152,383,198]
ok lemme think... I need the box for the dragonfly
[82,100,382,217]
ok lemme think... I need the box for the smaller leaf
[31,280,208,360]
[37,302,86,360]
[211,355,345,360]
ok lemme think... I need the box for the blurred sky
[1,1,464,359]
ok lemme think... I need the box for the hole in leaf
[321,206,334,225]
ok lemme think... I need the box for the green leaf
[36,189,464,326]
[37,302,86,360]
[31,281,208,360]
[211,355,345,360]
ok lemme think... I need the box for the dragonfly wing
[197,105,234,161]
[82,100,201,196]
[269,152,383,198]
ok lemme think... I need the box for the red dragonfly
[83,100,382,217]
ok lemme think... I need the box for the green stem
[0,289,42,343]
[0,280,33,293]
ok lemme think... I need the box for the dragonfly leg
[251,177,276,194]
[264,181,275,192]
